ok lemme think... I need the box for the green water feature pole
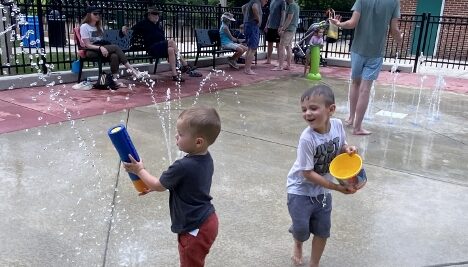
[307,45,321,80]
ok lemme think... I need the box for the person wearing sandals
[123,7,201,82]
[79,6,141,88]
[219,12,247,70]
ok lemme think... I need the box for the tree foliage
[152,0,354,11]
[153,0,220,5]
[296,0,354,11]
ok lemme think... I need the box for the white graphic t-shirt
[287,118,347,197]
[80,23,103,43]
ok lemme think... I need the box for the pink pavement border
[0,61,466,134]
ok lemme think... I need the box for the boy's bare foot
[271,66,283,71]
[244,70,257,75]
[292,241,304,266]
[353,128,372,135]
[344,119,353,127]
[291,255,304,266]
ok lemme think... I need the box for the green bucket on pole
[307,45,322,80]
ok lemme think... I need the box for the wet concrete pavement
[1,72,468,266]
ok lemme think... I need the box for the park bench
[73,28,161,82]
[194,28,256,69]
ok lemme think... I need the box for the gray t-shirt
[287,118,347,197]
[79,23,103,43]
[350,0,400,57]
[267,0,286,29]
[243,0,263,25]
[285,1,300,32]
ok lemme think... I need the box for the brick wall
[442,0,468,17]
[400,0,417,14]
[398,0,468,61]
[401,0,468,16]
[439,0,468,61]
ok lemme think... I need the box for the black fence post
[413,13,427,73]
[217,4,222,29]
[36,0,47,74]
[420,13,431,58]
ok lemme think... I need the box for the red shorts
[178,212,218,267]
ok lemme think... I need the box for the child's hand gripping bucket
[330,153,367,189]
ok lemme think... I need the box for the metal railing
[1,1,467,76]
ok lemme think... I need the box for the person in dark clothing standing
[123,7,200,82]
[124,106,221,267]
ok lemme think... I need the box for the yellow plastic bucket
[330,153,362,186]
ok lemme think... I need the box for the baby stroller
[293,20,328,66]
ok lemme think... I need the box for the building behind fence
[1,1,467,76]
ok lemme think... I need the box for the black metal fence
[1,1,467,76]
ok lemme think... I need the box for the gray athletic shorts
[287,193,332,241]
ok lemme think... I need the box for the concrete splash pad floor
[1,71,468,266]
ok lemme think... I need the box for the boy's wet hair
[301,85,335,106]
[179,106,221,145]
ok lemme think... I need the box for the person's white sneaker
[72,81,93,90]
[133,70,149,79]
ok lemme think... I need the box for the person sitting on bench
[122,7,201,82]
[80,6,142,87]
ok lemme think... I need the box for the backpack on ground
[93,72,119,90]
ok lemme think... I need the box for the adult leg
[244,22,259,75]
[266,41,273,63]
[245,48,256,74]
[347,78,361,126]
[168,39,189,67]
[353,79,373,135]
[107,53,126,87]
[350,53,382,135]
[233,46,245,60]
[348,52,365,127]
[167,46,177,76]
[310,236,327,267]
[108,53,120,75]
[104,45,137,75]
[284,31,295,69]
[284,44,292,70]
[273,31,293,71]
[272,43,284,70]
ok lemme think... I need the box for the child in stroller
[293,21,327,69]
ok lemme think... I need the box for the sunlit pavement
[0,62,467,266]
